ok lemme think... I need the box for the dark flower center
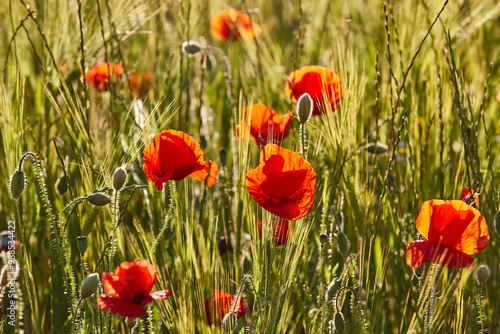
[133,295,144,305]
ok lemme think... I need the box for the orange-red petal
[415,200,489,255]
[285,65,342,115]
[246,144,316,220]
[239,104,292,147]
[98,295,148,318]
[204,289,246,325]
[257,218,291,246]
[143,130,218,190]
[406,240,474,268]
[210,9,261,41]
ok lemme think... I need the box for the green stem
[150,181,175,257]
[72,298,85,334]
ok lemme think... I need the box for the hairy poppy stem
[150,181,175,257]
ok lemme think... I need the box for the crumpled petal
[97,295,148,318]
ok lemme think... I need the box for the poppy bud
[297,93,313,124]
[126,317,138,329]
[476,264,490,284]
[334,312,345,334]
[494,211,500,235]
[80,273,99,299]
[363,142,389,154]
[182,40,204,56]
[218,236,233,256]
[219,148,227,167]
[319,233,328,244]
[10,170,25,200]
[326,279,341,302]
[86,193,112,207]
[0,265,8,287]
[222,312,237,333]
[337,232,350,256]
[413,266,424,279]
[55,175,68,196]
[76,235,88,255]
[112,167,127,191]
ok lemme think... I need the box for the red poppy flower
[143,130,218,191]
[210,9,261,41]
[406,200,489,268]
[236,104,293,148]
[203,289,246,326]
[285,65,343,115]
[460,187,479,208]
[246,144,316,220]
[130,71,154,98]
[85,62,123,91]
[257,217,290,246]
[98,260,172,318]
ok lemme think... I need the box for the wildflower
[85,62,123,91]
[203,289,246,326]
[98,260,172,318]
[257,217,290,246]
[236,104,293,148]
[129,71,153,98]
[246,144,316,220]
[297,93,313,124]
[210,9,261,41]
[285,65,343,115]
[143,130,218,191]
[406,200,489,268]
[460,187,479,208]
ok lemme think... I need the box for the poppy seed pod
[319,233,328,244]
[494,211,500,235]
[222,312,237,334]
[10,170,25,200]
[55,175,68,196]
[297,93,313,124]
[76,235,88,255]
[126,317,138,329]
[81,273,99,299]
[113,167,127,191]
[337,232,350,256]
[476,264,490,284]
[334,312,345,334]
[182,41,204,56]
[86,193,112,207]
[219,148,227,167]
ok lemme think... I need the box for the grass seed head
[10,170,26,200]
[80,273,99,299]
[113,167,127,191]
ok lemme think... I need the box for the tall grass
[0,0,499,333]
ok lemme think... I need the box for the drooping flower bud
[76,235,88,255]
[112,167,127,191]
[337,232,350,256]
[10,170,25,200]
[55,175,68,196]
[476,264,490,284]
[334,312,345,333]
[182,41,204,56]
[80,273,99,299]
[126,317,138,329]
[86,193,112,207]
[297,93,313,124]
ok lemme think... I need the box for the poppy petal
[406,240,474,268]
[188,160,219,187]
[98,295,148,318]
[151,290,173,300]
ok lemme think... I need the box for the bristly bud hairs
[182,40,204,56]
[337,231,350,257]
[297,93,313,124]
[10,169,26,200]
[222,312,237,334]
[112,167,127,191]
[334,311,345,333]
[476,264,490,284]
